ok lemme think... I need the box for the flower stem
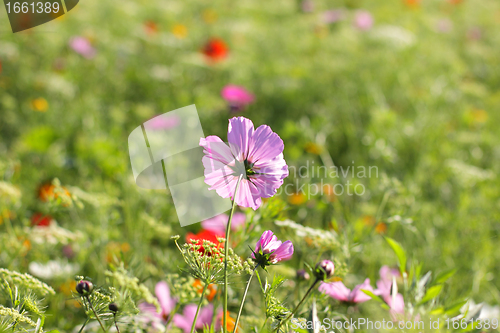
[190,283,208,333]
[233,264,259,333]
[276,279,320,332]
[223,174,244,333]
[85,295,106,332]
[113,314,121,333]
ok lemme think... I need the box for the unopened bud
[76,280,93,295]
[315,260,335,280]
[109,303,119,313]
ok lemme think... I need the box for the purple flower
[173,304,213,333]
[201,212,246,234]
[319,278,373,303]
[69,36,96,59]
[139,282,176,326]
[321,10,344,24]
[221,85,255,112]
[199,117,288,210]
[354,11,374,31]
[251,230,294,266]
[314,259,335,280]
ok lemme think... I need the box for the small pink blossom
[354,11,374,31]
[200,117,288,210]
[319,278,374,303]
[173,304,214,333]
[221,85,255,112]
[301,0,314,13]
[139,282,176,327]
[69,36,96,59]
[252,230,294,265]
[201,212,246,235]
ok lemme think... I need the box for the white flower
[29,260,79,280]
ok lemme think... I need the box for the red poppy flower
[186,229,224,255]
[144,20,158,35]
[201,38,228,62]
[31,213,53,227]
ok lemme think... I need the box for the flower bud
[296,269,310,281]
[109,303,119,313]
[314,260,335,280]
[76,280,93,295]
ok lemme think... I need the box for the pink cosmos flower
[173,304,214,333]
[251,230,294,265]
[354,11,374,31]
[374,266,405,314]
[139,282,176,326]
[221,85,255,112]
[201,212,246,235]
[199,117,288,210]
[69,36,96,59]
[319,278,373,303]
[301,0,314,13]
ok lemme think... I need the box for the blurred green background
[0,0,499,330]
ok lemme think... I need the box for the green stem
[233,265,259,333]
[165,303,180,331]
[85,295,106,332]
[190,283,208,333]
[259,318,268,333]
[223,174,244,333]
[78,318,89,333]
[113,314,121,333]
[276,279,320,332]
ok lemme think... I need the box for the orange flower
[448,0,463,4]
[172,24,188,39]
[220,311,239,333]
[38,183,71,205]
[144,21,158,35]
[59,280,77,296]
[375,222,387,234]
[404,0,421,8]
[192,279,218,302]
[288,192,306,205]
[31,98,49,112]
[202,38,228,62]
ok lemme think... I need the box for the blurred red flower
[186,229,223,255]
[202,38,228,62]
[31,213,53,227]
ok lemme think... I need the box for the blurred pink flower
[252,230,294,265]
[322,10,344,24]
[173,304,214,333]
[375,265,400,297]
[69,37,96,59]
[354,11,374,31]
[301,0,314,13]
[436,19,453,33]
[145,114,181,130]
[139,282,176,326]
[319,278,374,303]
[199,117,288,210]
[221,85,255,112]
[201,212,246,235]
[386,293,405,314]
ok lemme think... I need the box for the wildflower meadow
[0,0,499,332]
